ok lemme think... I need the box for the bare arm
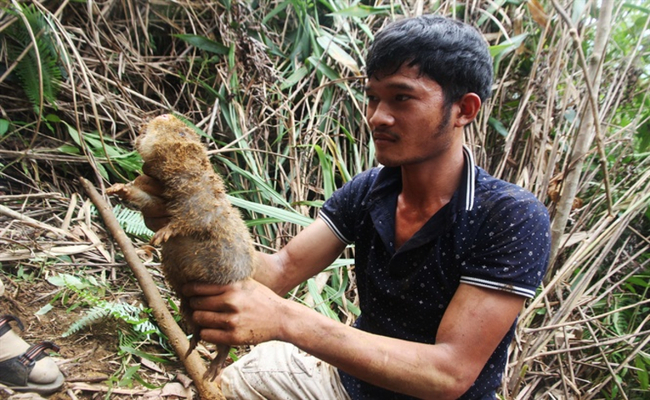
[251,218,347,296]
[187,276,524,399]
[279,283,524,399]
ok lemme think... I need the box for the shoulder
[319,167,385,244]
[327,166,386,203]
[473,167,548,218]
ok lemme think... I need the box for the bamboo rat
[107,114,256,380]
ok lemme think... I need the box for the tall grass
[0,0,648,397]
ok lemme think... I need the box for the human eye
[366,94,379,102]
[395,94,411,102]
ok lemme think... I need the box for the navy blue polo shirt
[319,147,550,400]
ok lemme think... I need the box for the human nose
[367,101,394,129]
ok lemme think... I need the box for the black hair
[366,15,493,104]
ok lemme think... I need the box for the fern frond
[113,205,154,238]
[4,4,63,110]
[63,304,111,337]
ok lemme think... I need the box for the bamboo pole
[547,0,614,277]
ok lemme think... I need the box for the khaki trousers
[220,341,350,400]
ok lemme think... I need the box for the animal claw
[106,183,128,198]
[204,345,230,381]
[151,225,174,245]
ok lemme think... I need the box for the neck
[399,141,465,211]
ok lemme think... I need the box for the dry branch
[0,203,80,240]
[79,177,225,400]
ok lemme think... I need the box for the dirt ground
[0,274,203,400]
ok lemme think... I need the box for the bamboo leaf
[310,144,335,199]
[262,0,290,23]
[227,195,313,227]
[306,278,339,321]
[281,65,310,90]
[489,117,509,137]
[622,3,650,14]
[307,56,340,81]
[174,34,229,55]
[329,5,394,18]
[489,34,528,58]
[0,119,9,136]
[316,36,360,75]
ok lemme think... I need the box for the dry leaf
[528,0,548,27]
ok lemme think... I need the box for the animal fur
[107,114,256,380]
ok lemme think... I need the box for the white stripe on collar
[463,145,476,211]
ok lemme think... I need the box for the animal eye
[178,131,186,137]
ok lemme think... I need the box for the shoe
[0,315,64,395]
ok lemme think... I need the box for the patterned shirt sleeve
[461,192,551,298]
[319,168,379,244]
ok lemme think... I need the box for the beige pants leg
[220,341,350,400]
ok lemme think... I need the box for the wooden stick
[79,177,224,400]
[0,204,79,240]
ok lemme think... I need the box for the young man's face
[365,63,456,168]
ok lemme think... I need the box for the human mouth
[372,131,398,143]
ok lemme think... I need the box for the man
[147,15,550,399]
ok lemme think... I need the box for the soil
[0,274,198,400]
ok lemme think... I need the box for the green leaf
[635,354,650,390]
[306,278,339,321]
[316,36,360,74]
[622,2,650,14]
[307,56,340,81]
[174,34,229,55]
[245,217,282,227]
[120,346,170,364]
[490,33,528,74]
[0,119,9,136]
[118,365,140,387]
[281,65,310,90]
[57,144,80,155]
[489,117,509,137]
[45,114,61,122]
[637,121,650,152]
[310,144,335,199]
[262,0,290,23]
[489,34,528,58]
[64,123,83,147]
[329,5,394,18]
[48,274,92,289]
[227,195,313,227]
[35,304,53,315]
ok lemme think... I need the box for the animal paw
[150,225,174,245]
[203,345,230,381]
[106,183,129,198]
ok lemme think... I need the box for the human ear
[453,93,482,128]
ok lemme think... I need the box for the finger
[193,310,233,329]
[183,282,230,297]
[188,295,232,312]
[199,328,231,345]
